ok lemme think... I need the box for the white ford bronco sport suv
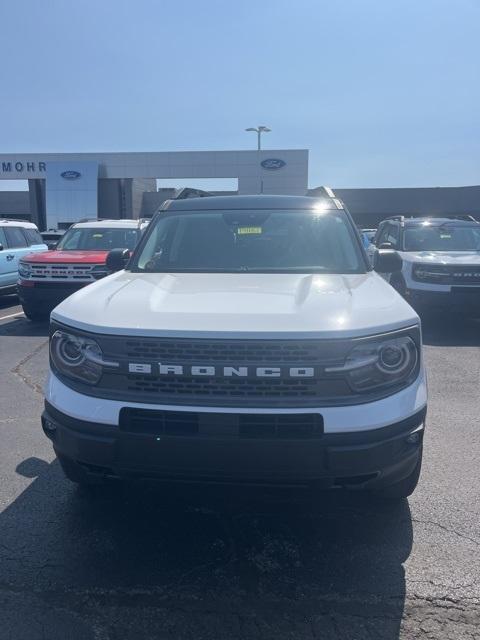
[42,194,427,499]
[370,215,480,313]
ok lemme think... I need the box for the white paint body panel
[51,271,419,339]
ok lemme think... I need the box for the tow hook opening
[332,472,379,489]
[41,416,57,440]
[405,425,425,445]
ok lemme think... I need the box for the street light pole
[245,125,271,150]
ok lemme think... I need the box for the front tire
[22,305,49,322]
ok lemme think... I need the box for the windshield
[404,225,480,252]
[56,227,140,251]
[132,209,365,273]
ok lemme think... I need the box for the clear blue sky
[0,0,478,191]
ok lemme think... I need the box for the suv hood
[22,250,109,264]
[401,251,480,265]
[52,271,418,339]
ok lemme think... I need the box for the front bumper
[18,281,88,311]
[42,401,426,490]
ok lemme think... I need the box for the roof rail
[443,214,478,222]
[308,186,336,199]
[76,218,139,223]
[174,187,213,200]
[323,186,335,198]
[385,214,478,223]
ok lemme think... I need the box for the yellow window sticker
[237,226,262,235]
[92,233,104,238]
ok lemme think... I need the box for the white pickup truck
[42,193,427,500]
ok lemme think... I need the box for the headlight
[50,330,108,385]
[91,265,109,280]
[412,264,449,283]
[327,334,419,393]
[18,262,31,278]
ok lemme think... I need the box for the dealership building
[0,150,308,230]
[0,150,478,229]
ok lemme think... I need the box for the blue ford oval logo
[260,158,286,170]
[61,170,81,180]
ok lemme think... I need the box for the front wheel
[374,449,423,501]
[22,304,49,322]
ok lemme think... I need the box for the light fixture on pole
[245,125,271,150]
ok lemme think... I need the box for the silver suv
[369,215,480,312]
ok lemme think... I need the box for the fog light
[406,431,421,444]
[42,417,57,437]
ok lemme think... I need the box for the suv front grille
[28,263,106,282]
[93,336,353,407]
[412,263,480,285]
[54,330,420,408]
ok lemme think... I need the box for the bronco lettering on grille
[127,363,315,378]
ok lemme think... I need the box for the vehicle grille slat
[119,408,324,439]
[413,263,480,285]
[27,263,99,282]
[93,336,355,407]
[121,338,341,363]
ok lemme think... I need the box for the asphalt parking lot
[0,294,479,640]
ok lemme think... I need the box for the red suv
[18,219,148,320]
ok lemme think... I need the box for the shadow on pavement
[0,455,413,639]
[0,316,49,337]
[0,293,19,309]
[421,312,480,347]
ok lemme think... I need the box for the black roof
[162,194,340,211]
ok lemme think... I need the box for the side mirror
[378,242,393,250]
[374,249,402,273]
[106,248,130,272]
[0,244,4,252]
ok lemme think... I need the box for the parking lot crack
[10,339,48,395]
[411,517,480,547]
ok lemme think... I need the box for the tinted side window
[374,223,385,245]
[376,224,390,245]
[386,225,399,248]
[0,228,6,249]
[24,229,43,246]
[5,227,28,248]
